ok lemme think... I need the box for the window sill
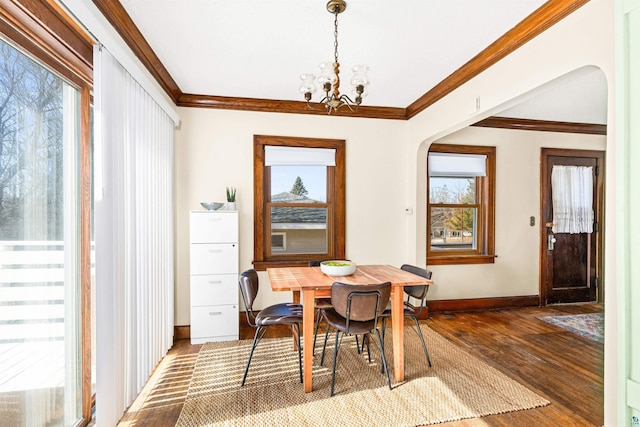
[253,260,317,271]
[427,254,496,266]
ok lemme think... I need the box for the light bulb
[317,62,338,85]
[350,65,370,87]
[299,73,317,94]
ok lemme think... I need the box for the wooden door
[540,148,604,305]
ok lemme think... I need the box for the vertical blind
[264,146,336,166]
[94,45,175,426]
[428,153,487,177]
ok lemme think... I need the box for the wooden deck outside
[0,342,65,391]
[0,240,94,425]
[117,303,604,427]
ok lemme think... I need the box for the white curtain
[94,45,176,426]
[551,165,594,234]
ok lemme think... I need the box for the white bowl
[200,202,224,211]
[320,260,356,276]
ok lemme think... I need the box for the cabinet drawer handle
[208,311,223,316]
[207,280,222,285]
[208,249,222,253]
[208,218,222,222]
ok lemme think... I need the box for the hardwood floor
[116,303,603,427]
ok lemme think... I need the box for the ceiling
[118,0,607,124]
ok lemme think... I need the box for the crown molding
[0,0,94,84]
[176,93,407,120]
[93,0,589,119]
[472,116,607,135]
[91,0,181,102]
[405,0,590,119]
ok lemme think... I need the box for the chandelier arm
[338,94,359,112]
[338,94,356,103]
[308,94,331,110]
[305,100,322,110]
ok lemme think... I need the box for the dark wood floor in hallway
[117,303,603,427]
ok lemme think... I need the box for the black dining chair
[381,264,433,367]
[309,260,363,355]
[238,269,303,386]
[319,281,392,396]
[308,260,334,354]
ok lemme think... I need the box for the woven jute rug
[176,325,549,426]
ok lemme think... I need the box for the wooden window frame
[253,135,345,270]
[427,143,496,265]
[0,3,94,425]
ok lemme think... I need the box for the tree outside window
[427,144,495,265]
[253,135,345,269]
[290,176,308,196]
[0,36,83,425]
[0,40,65,240]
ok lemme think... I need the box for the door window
[0,37,82,426]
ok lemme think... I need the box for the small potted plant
[226,187,237,211]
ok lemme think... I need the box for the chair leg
[241,326,263,386]
[313,308,323,355]
[293,323,303,382]
[412,316,432,367]
[320,323,331,366]
[330,330,341,396]
[365,333,371,363]
[372,329,392,390]
[379,321,386,373]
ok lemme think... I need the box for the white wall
[174,109,407,324]
[403,0,616,424]
[426,126,605,300]
[174,106,607,320]
[175,0,616,423]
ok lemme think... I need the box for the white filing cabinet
[189,210,239,344]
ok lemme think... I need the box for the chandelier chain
[332,7,341,98]
[333,9,339,64]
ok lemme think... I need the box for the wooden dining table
[267,264,432,392]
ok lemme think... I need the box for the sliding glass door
[0,37,82,426]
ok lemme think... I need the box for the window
[427,144,495,265]
[0,36,83,425]
[1,3,93,423]
[271,232,286,251]
[254,135,345,269]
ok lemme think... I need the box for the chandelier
[299,0,370,114]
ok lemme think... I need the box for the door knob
[548,234,557,251]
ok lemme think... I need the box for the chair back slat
[239,269,260,326]
[401,264,432,300]
[331,281,391,322]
